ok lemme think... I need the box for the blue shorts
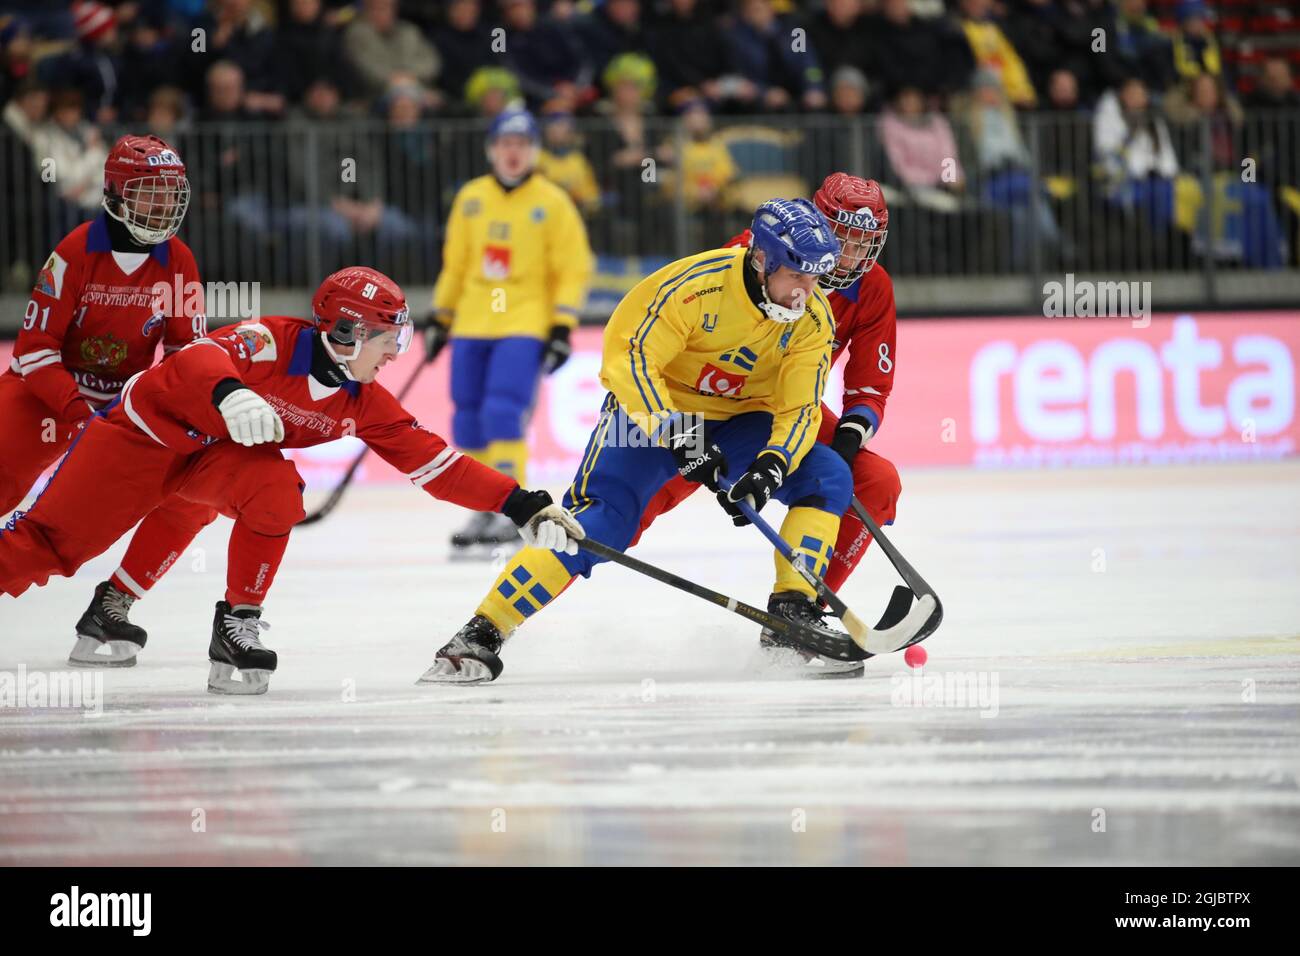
[556,394,852,579]
[450,336,545,449]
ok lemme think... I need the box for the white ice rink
[2,461,1298,865]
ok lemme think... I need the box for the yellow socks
[773,506,840,599]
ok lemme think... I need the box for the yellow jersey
[432,172,594,340]
[600,246,836,472]
[538,149,601,211]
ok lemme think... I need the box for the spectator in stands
[725,0,827,113]
[1241,58,1298,265]
[806,0,871,79]
[1246,57,1299,111]
[199,59,254,123]
[383,82,442,252]
[1003,0,1104,106]
[538,109,601,213]
[829,65,870,116]
[285,74,420,267]
[1110,0,1175,94]
[660,99,736,211]
[498,0,588,107]
[963,68,1063,264]
[599,52,657,192]
[870,0,972,100]
[37,1,122,125]
[1170,0,1221,83]
[1038,68,1091,187]
[1173,72,1283,268]
[878,84,964,195]
[0,76,49,290]
[1166,73,1242,171]
[576,0,648,83]
[432,0,495,102]
[186,0,281,115]
[343,0,441,105]
[957,0,1037,108]
[192,59,280,251]
[1,77,47,150]
[1,16,37,107]
[464,66,523,118]
[40,88,109,225]
[274,0,349,106]
[649,0,734,111]
[1094,75,1180,236]
[115,10,183,123]
[144,86,188,141]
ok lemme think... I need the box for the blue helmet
[749,198,840,277]
[488,108,540,144]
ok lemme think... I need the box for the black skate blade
[757,643,865,680]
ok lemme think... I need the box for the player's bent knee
[480,396,527,443]
[236,460,306,534]
[813,449,854,514]
[856,455,902,503]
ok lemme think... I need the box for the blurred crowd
[1,0,1298,286]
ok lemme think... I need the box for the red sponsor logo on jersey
[80,335,128,369]
[695,362,747,397]
[482,245,511,280]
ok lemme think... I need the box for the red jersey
[825,263,897,437]
[109,316,517,513]
[723,229,898,437]
[6,214,206,425]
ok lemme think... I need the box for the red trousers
[633,404,901,592]
[0,415,305,606]
[0,373,217,599]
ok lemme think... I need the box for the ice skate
[418,615,505,685]
[207,601,276,695]
[449,511,498,561]
[760,591,865,679]
[68,581,147,668]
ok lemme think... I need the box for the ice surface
[2,462,1298,865]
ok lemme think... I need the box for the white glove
[218,388,284,447]
[518,503,585,556]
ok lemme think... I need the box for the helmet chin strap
[747,246,809,323]
[755,266,806,324]
[321,331,360,382]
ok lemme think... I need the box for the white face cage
[820,219,887,290]
[104,173,191,245]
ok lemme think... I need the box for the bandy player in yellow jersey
[420,199,858,684]
[427,108,594,555]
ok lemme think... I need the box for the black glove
[663,414,728,492]
[423,311,451,362]
[830,414,875,466]
[542,324,572,373]
[718,453,787,527]
[501,487,554,527]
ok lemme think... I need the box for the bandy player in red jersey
[0,134,218,667]
[0,267,584,695]
[635,173,900,674]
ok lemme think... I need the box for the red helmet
[812,172,889,289]
[312,267,414,361]
[103,134,190,245]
